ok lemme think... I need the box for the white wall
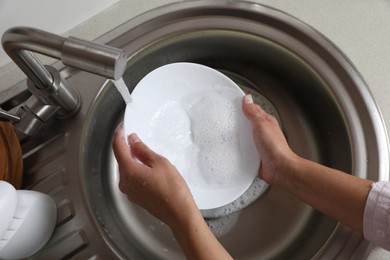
[0,0,118,67]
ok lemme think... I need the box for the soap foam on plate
[186,92,247,188]
[124,62,261,210]
[190,94,239,146]
[146,100,192,173]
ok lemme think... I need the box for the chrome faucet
[1,26,127,138]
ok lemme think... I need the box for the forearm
[170,207,232,260]
[274,155,373,233]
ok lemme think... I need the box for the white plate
[124,62,260,210]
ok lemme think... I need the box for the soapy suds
[139,90,252,191]
[113,77,132,104]
[146,101,192,172]
[199,144,241,185]
[190,95,239,146]
[202,178,269,218]
[200,88,277,218]
[206,212,240,237]
[187,93,244,188]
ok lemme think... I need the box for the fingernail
[244,94,253,104]
[128,133,141,146]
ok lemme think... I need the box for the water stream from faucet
[112,77,132,104]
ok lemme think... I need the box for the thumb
[242,94,265,123]
[129,133,163,167]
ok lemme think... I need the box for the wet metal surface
[2,1,388,259]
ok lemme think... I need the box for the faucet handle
[0,109,20,123]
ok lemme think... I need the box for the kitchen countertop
[1,0,389,259]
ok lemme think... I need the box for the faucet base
[27,66,80,120]
[13,66,81,139]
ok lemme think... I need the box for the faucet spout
[2,27,127,89]
[1,27,128,138]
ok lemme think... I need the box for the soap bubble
[187,92,247,188]
[190,95,239,147]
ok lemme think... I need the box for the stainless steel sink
[2,1,389,259]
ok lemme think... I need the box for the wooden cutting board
[0,120,23,189]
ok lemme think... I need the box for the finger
[129,133,166,168]
[112,123,132,164]
[128,132,141,146]
[242,94,278,126]
[112,124,143,167]
[242,94,267,122]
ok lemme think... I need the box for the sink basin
[3,1,388,259]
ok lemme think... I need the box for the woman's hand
[241,94,297,185]
[242,94,372,233]
[112,124,232,260]
[112,124,196,227]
